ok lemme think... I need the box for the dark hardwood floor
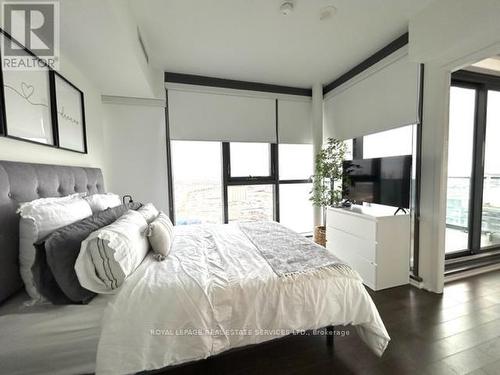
[158,270,500,375]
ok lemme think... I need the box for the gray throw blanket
[239,221,361,281]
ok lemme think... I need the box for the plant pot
[314,225,327,247]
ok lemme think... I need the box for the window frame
[227,142,274,180]
[445,70,500,260]
[222,142,279,223]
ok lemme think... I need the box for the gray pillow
[32,203,142,304]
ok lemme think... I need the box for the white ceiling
[130,0,433,88]
[468,55,500,75]
[472,56,500,72]
[59,0,162,98]
[58,0,434,97]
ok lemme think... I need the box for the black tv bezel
[342,155,412,209]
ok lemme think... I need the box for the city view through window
[171,141,314,234]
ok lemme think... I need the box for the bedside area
[326,204,410,291]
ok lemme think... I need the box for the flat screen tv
[342,155,412,209]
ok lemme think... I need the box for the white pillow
[146,212,174,261]
[18,195,92,300]
[137,203,159,224]
[75,210,149,294]
[84,193,121,213]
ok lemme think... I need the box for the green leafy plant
[310,138,347,225]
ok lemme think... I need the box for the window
[168,100,317,233]
[343,139,353,160]
[171,141,223,225]
[279,183,313,234]
[223,142,277,223]
[170,139,315,232]
[228,185,274,222]
[230,142,271,177]
[445,87,476,253]
[481,90,500,248]
[279,144,313,180]
[363,125,414,159]
[279,144,313,234]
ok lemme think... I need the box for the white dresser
[326,204,410,291]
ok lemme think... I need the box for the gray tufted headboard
[0,160,105,303]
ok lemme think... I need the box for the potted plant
[310,138,347,246]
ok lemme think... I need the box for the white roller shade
[324,52,420,140]
[168,89,276,142]
[278,99,312,144]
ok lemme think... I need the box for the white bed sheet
[0,292,112,375]
[96,223,390,375]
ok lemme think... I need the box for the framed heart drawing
[0,32,56,146]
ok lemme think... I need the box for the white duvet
[96,223,390,375]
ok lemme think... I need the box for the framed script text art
[52,72,87,153]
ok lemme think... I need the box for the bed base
[326,325,335,347]
[142,325,336,374]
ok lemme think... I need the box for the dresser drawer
[327,209,376,242]
[326,243,376,289]
[326,227,377,263]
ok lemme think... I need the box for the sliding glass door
[481,90,500,249]
[446,72,500,258]
[445,87,476,254]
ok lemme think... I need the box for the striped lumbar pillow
[75,210,149,293]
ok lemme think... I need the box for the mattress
[0,291,112,375]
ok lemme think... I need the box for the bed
[0,160,390,375]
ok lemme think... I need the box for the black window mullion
[279,179,312,184]
[164,89,175,223]
[272,143,279,222]
[222,142,230,223]
[274,99,279,222]
[470,86,488,253]
[353,137,363,159]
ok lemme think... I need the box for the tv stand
[325,205,410,290]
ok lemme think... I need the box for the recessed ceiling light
[280,1,294,16]
[320,5,337,21]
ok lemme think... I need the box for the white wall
[409,0,500,67]
[417,65,450,293]
[0,55,106,176]
[102,98,169,212]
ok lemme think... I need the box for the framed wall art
[0,27,87,154]
[0,31,56,146]
[52,72,87,153]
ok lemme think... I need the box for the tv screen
[342,155,412,208]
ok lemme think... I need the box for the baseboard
[409,277,424,289]
[445,263,500,283]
